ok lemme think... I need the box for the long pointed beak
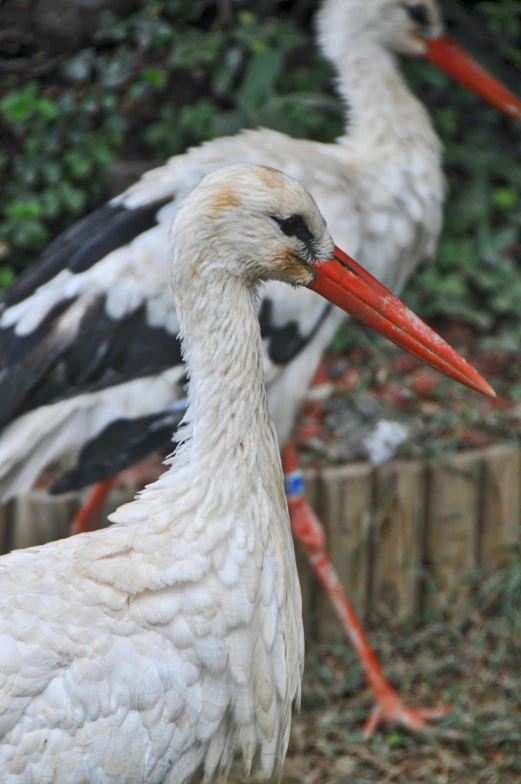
[308,247,495,398]
[425,35,521,120]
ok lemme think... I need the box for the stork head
[317,0,521,120]
[378,0,444,55]
[171,164,333,288]
[172,164,494,398]
[317,0,443,58]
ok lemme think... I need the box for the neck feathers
[110,274,285,540]
[179,276,271,467]
[318,6,440,159]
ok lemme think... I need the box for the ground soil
[227,595,521,783]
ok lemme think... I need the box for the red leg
[70,477,117,536]
[282,443,450,737]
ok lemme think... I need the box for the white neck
[316,0,440,159]
[173,274,283,502]
[336,38,436,152]
[311,12,444,292]
[111,271,289,547]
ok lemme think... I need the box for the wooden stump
[0,502,12,556]
[425,451,483,611]
[317,464,373,643]
[479,444,521,571]
[9,492,81,551]
[372,461,426,624]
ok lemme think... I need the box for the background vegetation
[1,0,521,347]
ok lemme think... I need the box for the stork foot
[363,694,451,738]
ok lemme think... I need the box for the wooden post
[317,463,373,643]
[372,461,426,624]
[425,451,483,612]
[0,502,12,556]
[479,444,521,571]
[10,492,81,551]
[98,487,135,526]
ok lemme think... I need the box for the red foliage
[411,369,442,399]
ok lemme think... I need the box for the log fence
[0,444,519,640]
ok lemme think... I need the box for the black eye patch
[272,214,315,247]
[406,3,429,26]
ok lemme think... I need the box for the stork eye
[272,214,314,246]
[406,3,429,26]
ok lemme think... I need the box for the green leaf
[387,732,405,748]
[494,187,519,210]
[39,190,62,219]
[12,219,49,250]
[5,200,42,220]
[35,98,59,120]
[87,138,117,167]
[237,49,283,115]
[0,83,39,122]
[238,11,255,27]
[58,183,87,214]
[0,265,15,288]
[63,49,96,83]
[141,67,167,88]
[41,161,63,186]
[63,150,93,180]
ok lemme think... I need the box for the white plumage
[0,166,325,782]
[0,0,446,498]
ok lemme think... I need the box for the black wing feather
[0,192,177,430]
[4,198,171,308]
[259,299,332,365]
[50,410,181,493]
[0,296,183,429]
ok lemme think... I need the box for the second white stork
[0,0,518,733]
[0,164,494,782]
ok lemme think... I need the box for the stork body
[0,165,493,782]
[0,167,313,783]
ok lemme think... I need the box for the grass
[225,560,521,783]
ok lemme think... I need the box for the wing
[0,129,362,499]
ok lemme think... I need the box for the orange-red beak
[425,35,521,120]
[308,247,495,398]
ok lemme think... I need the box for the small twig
[0,53,66,76]
[217,0,233,27]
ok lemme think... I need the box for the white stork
[0,0,517,733]
[0,164,494,783]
